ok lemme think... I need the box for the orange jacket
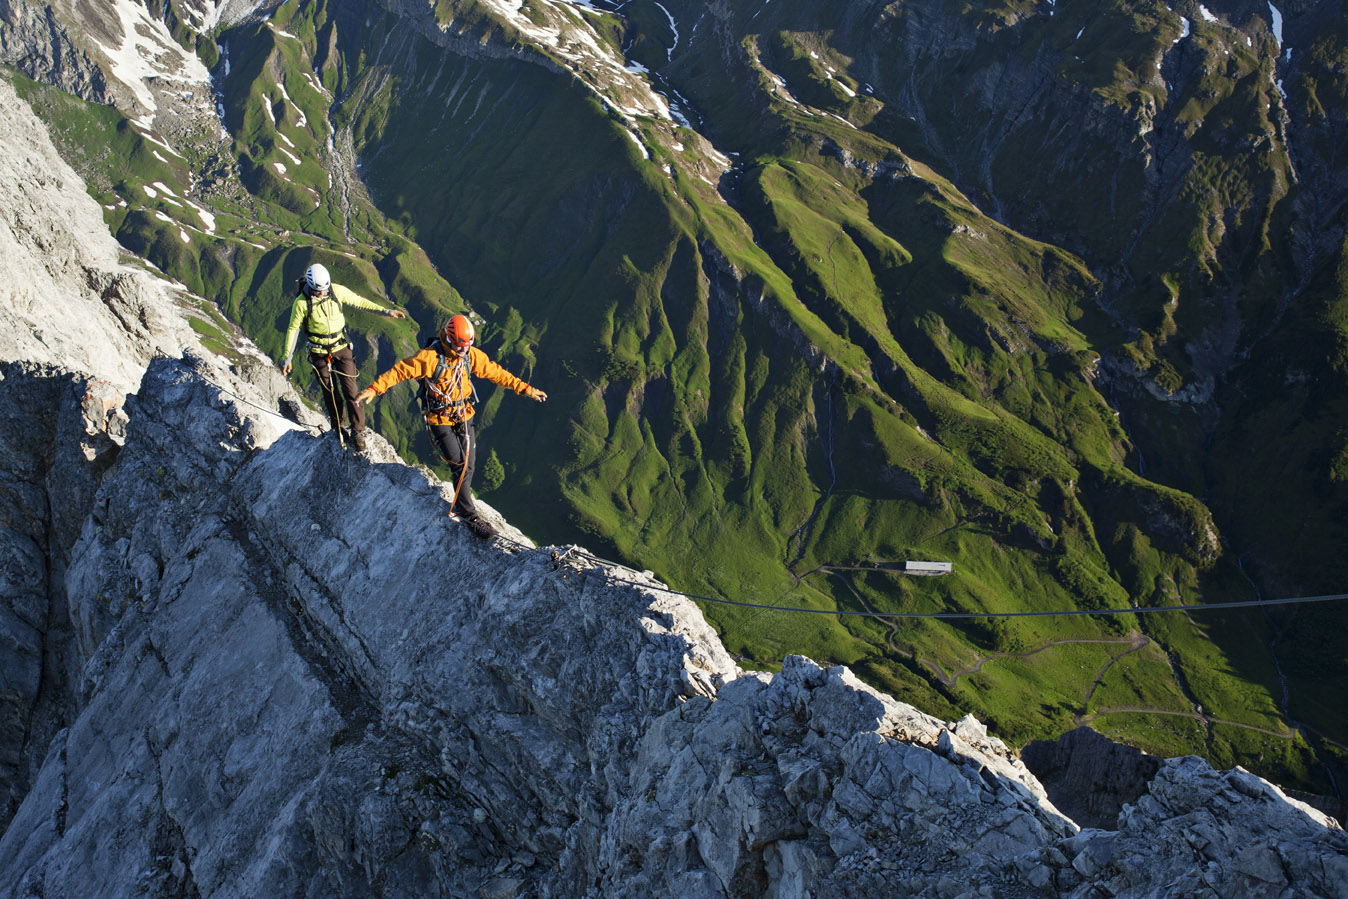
[367,344,532,426]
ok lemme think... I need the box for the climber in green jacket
[280,263,407,449]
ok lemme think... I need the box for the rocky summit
[0,62,1347,899]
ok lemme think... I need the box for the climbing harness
[302,287,349,353]
[418,340,478,422]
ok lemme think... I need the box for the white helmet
[304,263,331,295]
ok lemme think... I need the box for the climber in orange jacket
[357,314,546,538]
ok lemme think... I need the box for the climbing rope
[309,353,355,446]
[485,528,1348,620]
[514,536,1348,620]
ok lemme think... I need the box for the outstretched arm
[469,348,545,401]
[332,284,406,319]
[359,349,438,404]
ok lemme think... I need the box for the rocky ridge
[0,62,1346,898]
[3,349,1344,898]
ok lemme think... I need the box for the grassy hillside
[16,0,1348,794]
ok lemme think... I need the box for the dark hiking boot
[351,429,367,450]
[463,516,497,540]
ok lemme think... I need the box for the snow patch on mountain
[93,0,211,128]
[467,0,674,144]
[654,0,679,60]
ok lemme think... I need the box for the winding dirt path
[920,634,1146,690]
[1077,707,1295,739]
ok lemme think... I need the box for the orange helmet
[440,314,474,354]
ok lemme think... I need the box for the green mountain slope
[11,0,1347,793]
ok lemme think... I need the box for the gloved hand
[281,362,292,376]
[386,309,408,319]
[525,386,548,402]
[357,387,377,405]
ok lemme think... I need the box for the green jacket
[282,283,387,359]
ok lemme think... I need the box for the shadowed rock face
[0,366,120,828]
[1021,727,1162,830]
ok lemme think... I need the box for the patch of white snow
[189,202,217,233]
[625,129,649,159]
[667,101,691,128]
[1268,2,1284,46]
[93,0,211,127]
[1198,5,1218,23]
[275,81,308,130]
[653,1,679,60]
[142,184,158,199]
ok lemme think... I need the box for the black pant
[309,347,364,433]
[430,420,479,519]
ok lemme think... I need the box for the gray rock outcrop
[0,69,312,839]
[0,0,110,104]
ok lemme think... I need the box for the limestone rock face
[0,0,111,104]
[1060,759,1348,899]
[0,74,200,391]
[0,365,123,826]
